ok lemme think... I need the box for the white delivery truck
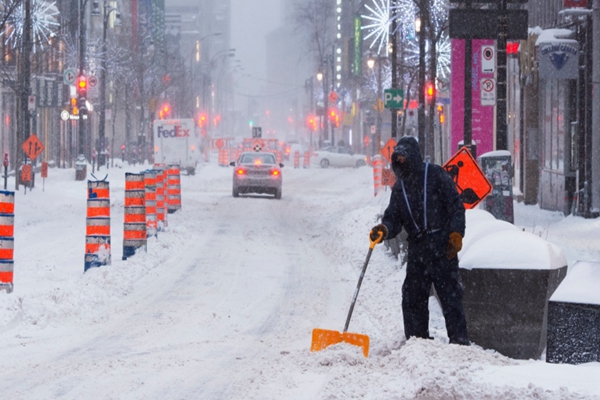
[153,119,201,175]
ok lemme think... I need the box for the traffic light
[329,109,340,128]
[158,103,171,120]
[77,75,87,98]
[306,115,317,131]
[425,82,435,103]
[197,112,207,128]
[437,105,445,124]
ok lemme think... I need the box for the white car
[312,147,368,168]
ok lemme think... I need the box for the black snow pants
[402,239,469,344]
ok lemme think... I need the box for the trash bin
[478,150,514,224]
[75,154,87,181]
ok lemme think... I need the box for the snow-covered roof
[478,150,511,159]
[550,261,600,305]
[535,28,577,46]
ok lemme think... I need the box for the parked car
[312,147,368,168]
[230,152,284,199]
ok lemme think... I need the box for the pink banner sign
[451,39,495,157]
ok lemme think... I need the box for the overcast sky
[230,0,282,94]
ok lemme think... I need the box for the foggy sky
[230,0,283,94]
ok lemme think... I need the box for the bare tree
[292,0,335,69]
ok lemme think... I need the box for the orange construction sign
[442,147,492,209]
[22,134,44,160]
[380,138,397,163]
[382,168,396,187]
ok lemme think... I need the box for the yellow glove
[446,232,463,259]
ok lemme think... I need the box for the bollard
[153,165,167,231]
[123,173,147,260]
[0,190,14,293]
[218,148,228,166]
[294,151,300,169]
[144,171,157,238]
[166,166,182,214]
[303,151,311,168]
[85,180,111,272]
[372,155,383,197]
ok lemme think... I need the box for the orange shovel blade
[311,328,370,357]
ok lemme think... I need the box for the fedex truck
[153,119,201,175]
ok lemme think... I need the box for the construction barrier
[123,173,146,260]
[85,180,111,272]
[166,166,182,214]
[303,151,311,168]
[0,190,13,293]
[144,170,157,238]
[294,151,300,168]
[372,155,384,197]
[153,165,167,230]
[218,148,229,166]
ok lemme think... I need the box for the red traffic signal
[197,112,208,127]
[77,75,87,97]
[425,82,435,102]
[158,103,171,120]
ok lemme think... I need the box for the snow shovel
[311,231,384,358]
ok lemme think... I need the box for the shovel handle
[369,230,384,249]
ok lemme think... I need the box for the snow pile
[550,261,600,305]
[460,210,568,270]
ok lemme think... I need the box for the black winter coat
[382,137,465,257]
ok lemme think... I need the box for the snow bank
[460,210,567,270]
[550,261,600,305]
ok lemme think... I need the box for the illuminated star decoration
[1,0,60,53]
[361,0,401,55]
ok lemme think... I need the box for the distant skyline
[230,0,283,95]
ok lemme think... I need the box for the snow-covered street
[1,161,599,399]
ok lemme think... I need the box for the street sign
[481,78,497,106]
[22,134,44,160]
[328,91,339,103]
[215,138,225,149]
[442,147,493,209]
[363,135,371,147]
[41,161,48,178]
[384,89,404,109]
[63,68,76,85]
[21,165,32,183]
[60,110,70,121]
[481,45,496,73]
[252,139,264,152]
[28,95,36,112]
[252,126,262,138]
[88,75,98,87]
[449,9,528,40]
[381,138,397,163]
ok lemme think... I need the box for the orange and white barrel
[166,166,182,214]
[0,190,14,293]
[294,151,300,169]
[123,173,146,260]
[85,181,111,271]
[303,151,311,168]
[218,149,229,166]
[153,166,167,230]
[144,171,157,238]
[372,155,383,197]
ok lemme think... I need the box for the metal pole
[98,0,109,168]
[496,0,508,150]
[390,2,398,139]
[592,0,600,214]
[79,0,87,157]
[377,58,382,153]
[463,1,473,153]
[417,1,426,157]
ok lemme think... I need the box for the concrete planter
[547,261,600,364]
[460,266,566,360]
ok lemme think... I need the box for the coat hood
[391,136,423,180]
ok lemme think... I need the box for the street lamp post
[98,0,119,169]
[368,56,384,154]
